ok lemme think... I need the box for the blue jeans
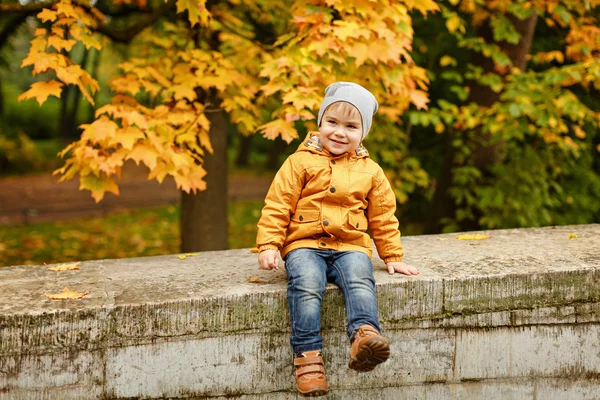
[284,248,381,354]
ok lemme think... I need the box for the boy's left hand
[386,261,420,276]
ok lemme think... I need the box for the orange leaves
[19,0,101,106]
[260,119,298,144]
[18,81,63,105]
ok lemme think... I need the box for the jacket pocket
[291,209,320,223]
[347,210,368,232]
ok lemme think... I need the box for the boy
[256,82,419,397]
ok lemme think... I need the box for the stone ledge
[1,224,598,357]
[1,224,599,399]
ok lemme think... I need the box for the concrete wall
[1,224,599,399]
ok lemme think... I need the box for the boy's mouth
[331,139,347,145]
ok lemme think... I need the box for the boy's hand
[386,261,419,276]
[258,249,280,271]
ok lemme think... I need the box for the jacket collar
[296,131,369,159]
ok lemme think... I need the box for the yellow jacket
[256,132,404,263]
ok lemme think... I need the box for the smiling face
[319,102,363,156]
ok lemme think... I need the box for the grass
[0,200,264,267]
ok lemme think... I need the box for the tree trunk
[180,106,229,252]
[235,133,253,167]
[427,12,538,233]
[266,137,287,170]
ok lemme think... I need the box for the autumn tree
[4,0,438,250]
[408,0,600,232]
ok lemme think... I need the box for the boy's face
[319,103,363,156]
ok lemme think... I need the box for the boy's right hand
[258,249,280,271]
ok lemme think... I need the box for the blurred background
[0,0,598,268]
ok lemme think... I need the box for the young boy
[256,82,419,397]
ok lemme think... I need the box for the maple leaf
[409,90,430,110]
[45,287,89,300]
[81,116,119,143]
[247,277,261,283]
[80,174,120,203]
[568,233,578,240]
[127,144,159,170]
[18,81,63,106]
[176,0,211,26]
[455,234,491,240]
[259,119,298,144]
[48,263,81,272]
[38,8,58,23]
[114,126,144,150]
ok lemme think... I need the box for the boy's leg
[327,251,381,337]
[284,248,328,354]
[327,251,390,372]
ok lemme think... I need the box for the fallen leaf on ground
[247,277,261,283]
[456,233,491,240]
[178,255,187,260]
[185,253,199,257]
[249,247,259,253]
[437,238,452,241]
[48,262,81,271]
[45,287,89,300]
[568,233,578,240]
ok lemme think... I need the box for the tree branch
[0,2,56,13]
[85,2,175,44]
[0,14,29,50]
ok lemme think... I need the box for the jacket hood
[296,131,370,159]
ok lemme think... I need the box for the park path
[0,161,273,225]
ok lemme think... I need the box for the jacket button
[320,242,326,247]
[299,216,303,221]
[331,160,336,165]
[330,187,336,193]
[323,220,329,226]
[356,222,360,228]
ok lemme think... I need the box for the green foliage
[0,132,61,176]
[0,200,265,267]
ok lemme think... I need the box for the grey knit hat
[317,82,379,140]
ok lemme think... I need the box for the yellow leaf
[115,126,144,150]
[247,277,261,283]
[282,89,321,111]
[456,233,491,240]
[45,287,89,300]
[172,85,197,101]
[80,174,119,203]
[38,8,58,22]
[81,116,119,143]
[48,263,81,272]
[259,119,298,144]
[47,35,77,52]
[126,144,159,170]
[176,0,211,26]
[573,125,586,139]
[435,122,445,134]
[185,253,199,257]
[409,90,429,110]
[440,55,455,67]
[568,233,578,240]
[446,15,461,33]
[18,81,63,106]
[249,247,259,253]
[178,255,187,260]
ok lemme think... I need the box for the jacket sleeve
[366,168,404,263]
[256,155,303,252]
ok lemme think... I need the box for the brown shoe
[348,325,390,372]
[294,350,328,397]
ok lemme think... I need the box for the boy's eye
[348,125,357,129]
